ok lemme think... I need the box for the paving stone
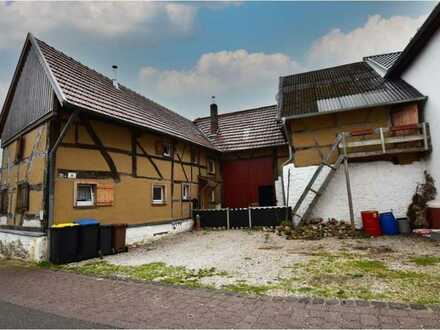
[1,266,440,329]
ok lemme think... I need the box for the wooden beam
[80,115,120,182]
[47,110,79,228]
[175,148,189,182]
[136,141,163,179]
[131,132,138,177]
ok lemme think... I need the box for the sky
[0,1,437,120]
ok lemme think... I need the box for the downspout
[280,117,294,206]
[47,110,79,228]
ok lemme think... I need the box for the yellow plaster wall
[0,123,48,225]
[290,107,391,167]
[54,119,222,225]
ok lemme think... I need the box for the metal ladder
[291,133,348,225]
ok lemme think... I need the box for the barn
[194,104,288,208]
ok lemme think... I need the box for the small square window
[76,184,95,207]
[190,147,198,164]
[162,143,172,157]
[182,183,190,201]
[152,184,165,204]
[208,159,215,174]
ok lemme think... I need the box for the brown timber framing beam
[131,131,138,177]
[136,141,163,179]
[80,114,120,182]
[175,146,189,182]
[47,109,79,228]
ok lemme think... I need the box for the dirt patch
[98,230,440,303]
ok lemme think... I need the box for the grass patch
[408,256,440,266]
[279,253,440,304]
[222,281,272,295]
[62,260,227,288]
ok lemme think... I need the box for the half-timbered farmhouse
[0,33,287,258]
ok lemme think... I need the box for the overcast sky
[0,1,436,119]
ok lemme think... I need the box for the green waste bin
[49,223,79,264]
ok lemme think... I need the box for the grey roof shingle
[363,51,402,71]
[279,61,425,119]
[35,38,215,150]
[194,105,286,152]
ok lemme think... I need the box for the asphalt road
[0,300,112,329]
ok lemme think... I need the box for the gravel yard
[68,229,440,303]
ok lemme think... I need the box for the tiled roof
[194,105,286,152]
[279,61,425,119]
[363,52,402,71]
[35,38,215,150]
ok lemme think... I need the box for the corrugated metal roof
[363,52,402,71]
[279,61,425,119]
[35,38,216,150]
[194,105,286,152]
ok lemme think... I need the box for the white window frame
[208,159,215,174]
[152,184,166,205]
[163,143,172,157]
[182,183,191,201]
[75,183,96,207]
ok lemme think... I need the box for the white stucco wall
[0,230,47,262]
[126,219,193,245]
[276,161,425,227]
[401,28,440,188]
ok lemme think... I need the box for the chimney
[210,96,218,134]
[112,65,119,89]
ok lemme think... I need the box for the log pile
[277,218,357,240]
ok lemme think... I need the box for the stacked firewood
[277,218,356,240]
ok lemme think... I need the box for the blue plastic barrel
[75,218,99,226]
[379,212,399,235]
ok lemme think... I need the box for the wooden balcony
[339,122,431,159]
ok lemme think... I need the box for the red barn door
[223,157,274,208]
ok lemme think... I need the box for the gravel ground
[105,230,440,287]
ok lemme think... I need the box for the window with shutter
[96,183,114,206]
[0,189,8,215]
[16,182,29,212]
[15,136,25,162]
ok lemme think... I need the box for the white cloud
[139,49,303,117]
[307,14,427,69]
[0,2,198,50]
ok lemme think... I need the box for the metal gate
[192,206,292,228]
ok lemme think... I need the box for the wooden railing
[339,122,430,158]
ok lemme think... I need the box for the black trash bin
[49,223,79,264]
[99,224,113,256]
[75,219,100,260]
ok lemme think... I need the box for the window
[182,183,190,201]
[208,159,215,174]
[152,184,166,204]
[76,184,95,207]
[16,182,29,212]
[0,189,8,215]
[155,141,172,157]
[190,147,198,164]
[15,136,25,162]
[211,189,216,203]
